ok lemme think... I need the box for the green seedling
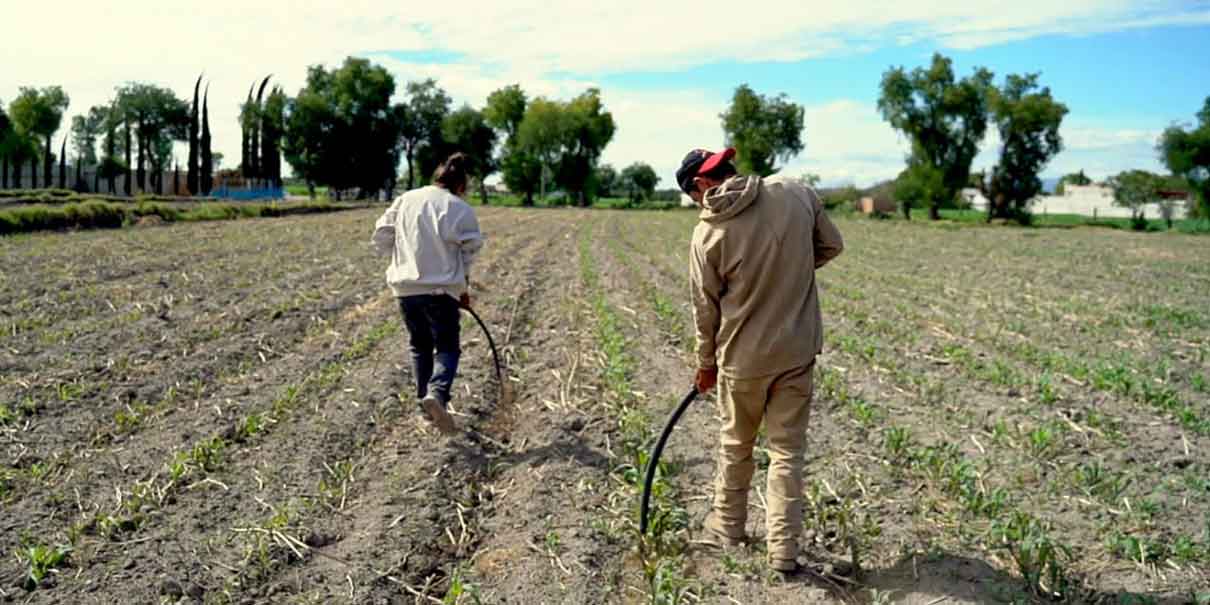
[849,398,879,426]
[20,544,71,590]
[1026,424,1058,457]
[990,512,1072,598]
[649,557,696,605]
[883,426,913,463]
[1074,462,1132,502]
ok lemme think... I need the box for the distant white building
[960,188,990,211]
[1035,184,1189,220]
[961,184,1189,220]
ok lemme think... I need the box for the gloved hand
[695,367,718,393]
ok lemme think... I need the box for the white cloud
[785,101,909,187]
[1,1,1200,184]
[969,120,1166,183]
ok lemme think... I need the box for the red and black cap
[675,147,736,194]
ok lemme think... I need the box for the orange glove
[695,367,718,393]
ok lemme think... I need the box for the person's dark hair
[433,152,469,192]
[700,160,737,182]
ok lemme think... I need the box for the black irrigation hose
[462,305,504,395]
[640,387,699,535]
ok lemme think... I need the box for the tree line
[280,57,629,205]
[878,52,1210,222]
[12,52,1195,216]
[0,55,811,206]
[0,80,219,196]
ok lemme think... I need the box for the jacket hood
[699,175,760,223]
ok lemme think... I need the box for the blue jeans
[398,295,461,406]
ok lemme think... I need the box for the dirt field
[1,208,1208,604]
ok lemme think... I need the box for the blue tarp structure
[211,186,284,200]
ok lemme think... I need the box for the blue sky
[593,25,1210,124]
[5,1,1209,187]
[374,21,1210,187]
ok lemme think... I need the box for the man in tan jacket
[677,147,844,573]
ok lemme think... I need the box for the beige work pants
[706,362,814,562]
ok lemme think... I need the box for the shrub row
[0,200,348,235]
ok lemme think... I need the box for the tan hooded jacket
[690,174,844,379]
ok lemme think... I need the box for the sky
[3,1,1209,189]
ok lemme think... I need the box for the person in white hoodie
[372,153,484,435]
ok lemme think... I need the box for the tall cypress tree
[260,86,285,189]
[200,84,213,196]
[104,108,117,193]
[251,75,271,182]
[58,136,66,188]
[241,83,253,178]
[123,118,132,195]
[188,74,201,194]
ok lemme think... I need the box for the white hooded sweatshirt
[371,185,483,299]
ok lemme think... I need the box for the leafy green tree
[7,135,39,189]
[517,97,567,203]
[1054,170,1091,195]
[71,107,105,168]
[879,53,993,220]
[486,85,539,204]
[620,162,659,204]
[95,102,126,194]
[819,184,861,210]
[893,154,944,220]
[150,127,182,193]
[595,163,618,198]
[499,143,542,206]
[484,85,527,144]
[1153,175,1190,229]
[283,77,333,194]
[1157,96,1210,218]
[975,73,1067,224]
[283,57,400,198]
[720,84,804,176]
[556,88,615,206]
[8,86,70,188]
[507,89,617,206]
[442,105,498,204]
[398,79,451,189]
[115,83,188,193]
[1108,169,1162,230]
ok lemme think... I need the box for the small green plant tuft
[20,544,71,590]
[990,512,1072,598]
